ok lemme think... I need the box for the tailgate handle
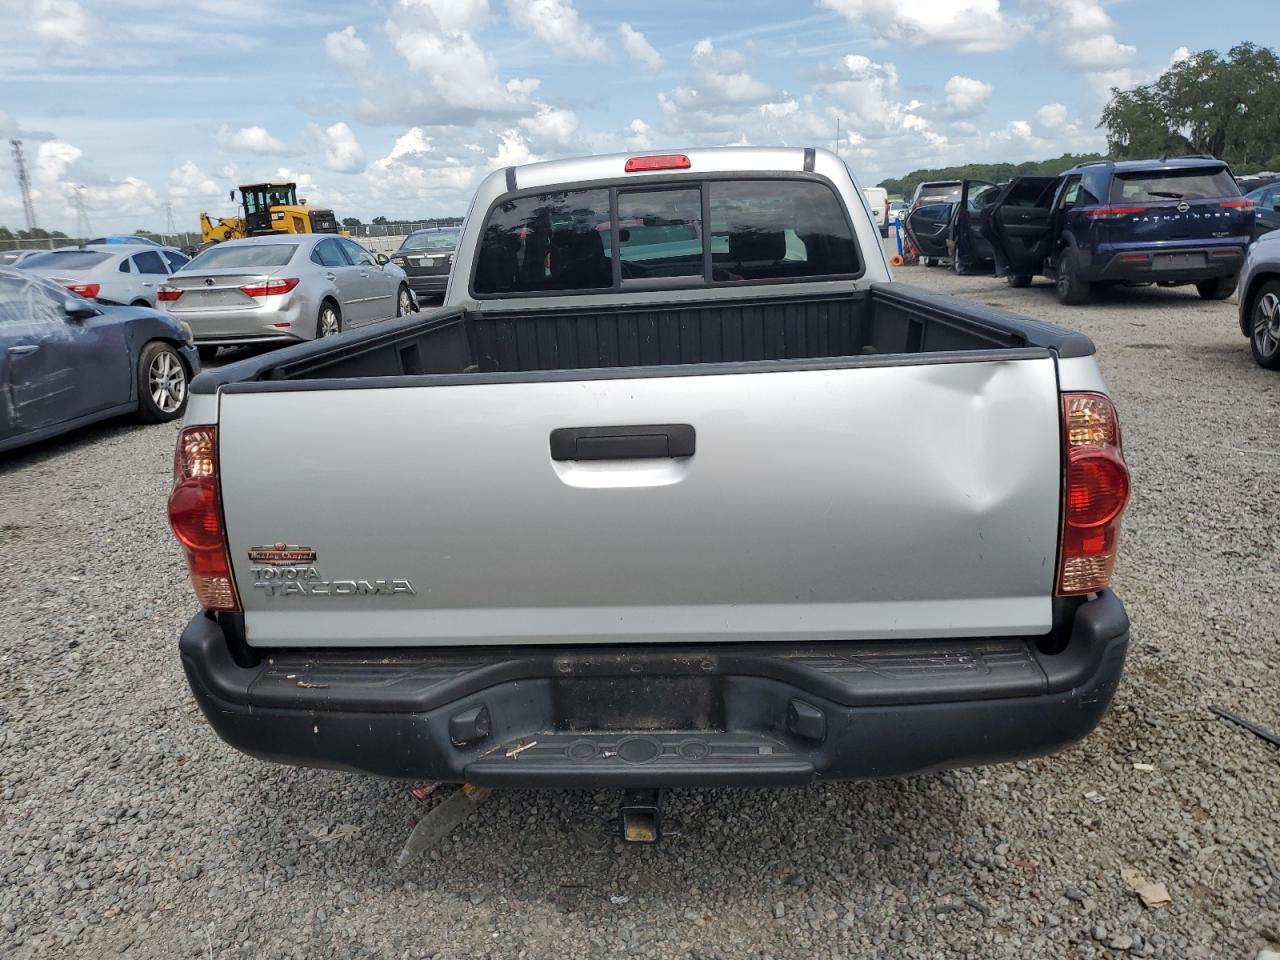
[550,424,695,461]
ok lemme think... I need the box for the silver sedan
[1239,229,1280,370]
[160,235,413,360]
[21,244,190,307]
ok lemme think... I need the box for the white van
[862,186,890,238]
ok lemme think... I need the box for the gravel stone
[1,245,1278,958]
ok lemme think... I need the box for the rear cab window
[1110,167,1240,202]
[472,178,859,297]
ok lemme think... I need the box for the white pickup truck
[170,147,1131,800]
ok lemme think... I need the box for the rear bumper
[404,274,449,298]
[1089,246,1244,284]
[180,592,1129,788]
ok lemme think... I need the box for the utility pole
[72,184,92,239]
[10,139,37,231]
[164,200,177,241]
[834,118,841,157]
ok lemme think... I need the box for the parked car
[22,244,190,307]
[1244,182,1280,240]
[171,148,1131,823]
[160,234,412,361]
[978,157,1253,304]
[1238,229,1280,369]
[0,249,52,268]
[85,235,164,246]
[0,267,198,453]
[862,186,890,238]
[389,227,460,301]
[903,181,963,265]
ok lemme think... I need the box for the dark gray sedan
[389,227,459,301]
[0,267,200,453]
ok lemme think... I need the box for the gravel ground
[2,252,1279,960]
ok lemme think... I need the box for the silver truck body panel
[218,355,1063,648]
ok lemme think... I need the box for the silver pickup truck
[170,147,1131,797]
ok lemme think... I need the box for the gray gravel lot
[2,253,1279,960]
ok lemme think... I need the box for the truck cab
[981,157,1254,304]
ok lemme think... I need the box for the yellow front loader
[199,182,345,245]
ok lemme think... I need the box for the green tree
[372,215,388,225]
[1100,43,1280,169]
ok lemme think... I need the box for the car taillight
[239,277,300,298]
[64,282,100,298]
[1057,394,1130,596]
[157,285,182,302]
[1220,199,1253,210]
[167,426,240,611]
[1084,206,1147,220]
[624,154,690,173]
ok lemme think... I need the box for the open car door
[904,202,954,261]
[949,180,999,274]
[981,176,1060,280]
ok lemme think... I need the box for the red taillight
[1057,394,1130,596]
[65,282,100,298]
[157,285,183,302]
[624,154,691,173]
[1220,198,1253,210]
[1210,248,1243,258]
[1117,253,1150,263]
[1085,206,1147,220]
[167,426,239,611]
[239,277,300,298]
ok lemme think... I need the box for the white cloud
[619,23,663,72]
[30,0,90,46]
[506,0,607,60]
[0,111,54,141]
[167,160,222,200]
[387,0,532,119]
[942,75,992,116]
[1169,46,1191,66]
[663,39,773,112]
[308,121,366,173]
[215,125,289,155]
[1035,102,1069,130]
[625,118,653,151]
[519,104,580,149]
[1048,0,1136,70]
[1061,34,1136,70]
[818,0,1022,54]
[324,26,370,72]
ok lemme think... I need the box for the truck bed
[194,282,1093,389]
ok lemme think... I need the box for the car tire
[1055,246,1090,305]
[316,301,342,339]
[1196,276,1237,301]
[197,345,219,362]
[924,257,939,267]
[396,284,413,317]
[131,299,149,307]
[1007,274,1033,288]
[136,341,190,423]
[1248,280,1280,370]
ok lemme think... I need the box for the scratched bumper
[179,592,1129,788]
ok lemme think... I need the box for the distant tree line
[1100,43,1280,172]
[342,215,465,230]
[877,154,1106,199]
[0,225,73,251]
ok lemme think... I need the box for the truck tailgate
[218,358,1063,647]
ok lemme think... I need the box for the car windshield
[182,244,298,270]
[400,231,459,252]
[1112,168,1239,202]
[21,250,111,270]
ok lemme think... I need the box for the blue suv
[952,157,1255,304]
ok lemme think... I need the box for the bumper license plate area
[556,676,723,732]
[1153,252,1206,270]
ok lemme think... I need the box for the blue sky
[0,0,1263,234]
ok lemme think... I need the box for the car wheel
[396,284,414,317]
[136,341,189,423]
[924,257,939,267]
[1249,281,1280,370]
[131,299,149,307]
[1055,246,1090,305]
[197,345,219,362]
[1007,274,1033,288]
[316,301,342,339]
[1196,276,1237,301]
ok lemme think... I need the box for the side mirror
[64,298,97,321]
[375,253,390,266]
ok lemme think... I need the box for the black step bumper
[179,592,1129,788]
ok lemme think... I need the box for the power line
[72,184,93,238]
[10,139,37,231]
